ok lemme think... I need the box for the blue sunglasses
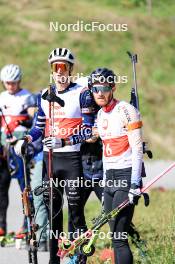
[91,86,112,93]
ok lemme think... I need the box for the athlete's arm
[27,93,46,142]
[68,88,96,145]
[120,102,143,186]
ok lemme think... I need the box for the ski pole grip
[127,51,132,58]
[127,51,137,63]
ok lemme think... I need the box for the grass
[0,1,175,158]
[63,189,175,263]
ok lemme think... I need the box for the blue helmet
[88,68,117,88]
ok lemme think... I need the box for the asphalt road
[0,160,175,264]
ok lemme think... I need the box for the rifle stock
[21,155,38,264]
[22,187,32,217]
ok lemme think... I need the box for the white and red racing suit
[97,98,143,264]
[0,89,32,142]
[97,99,143,186]
[0,88,32,233]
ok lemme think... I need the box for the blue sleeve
[80,87,96,127]
[28,93,46,142]
[70,88,97,145]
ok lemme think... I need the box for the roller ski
[58,199,145,259]
[57,229,94,259]
[0,229,28,248]
[58,163,175,259]
[128,223,148,260]
[0,232,15,247]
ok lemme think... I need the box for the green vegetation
[0,0,175,158]
[63,189,175,263]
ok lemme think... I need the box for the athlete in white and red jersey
[97,99,143,183]
[0,65,32,142]
[89,67,143,264]
[15,48,96,264]
[0,64,32,236]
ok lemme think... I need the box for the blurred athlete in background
[0,64,32,236]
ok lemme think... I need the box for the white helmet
[48,48,75,64]
[0,64,22,82]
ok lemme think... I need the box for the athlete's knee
[113,237,129,248]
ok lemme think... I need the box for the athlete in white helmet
[15,48,96,264]
[0,64,22,83]
[0,64,33,236]
[48,47,75,65]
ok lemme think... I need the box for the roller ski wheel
[0,232,15,247]
[0,237,5,247]
[80,242,95,257]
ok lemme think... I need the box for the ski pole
[118,162,175,211]
[48,84,54,264]
[0,107,14,139]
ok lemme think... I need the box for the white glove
[128,187,141,205]
[43,137,64,150]
[14,139,27,157]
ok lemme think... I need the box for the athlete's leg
[104,168,134,264]
[111,190,134,264]
[30,157,48,248]
[0,159,11,234]
[43,152,63,264]
[68,183,92,241]
[64,153,87,234]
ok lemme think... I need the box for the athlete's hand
[43,137,65,149]
[14,139,28,157]
[128,185,141,205]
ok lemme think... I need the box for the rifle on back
[127,51,153,160]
